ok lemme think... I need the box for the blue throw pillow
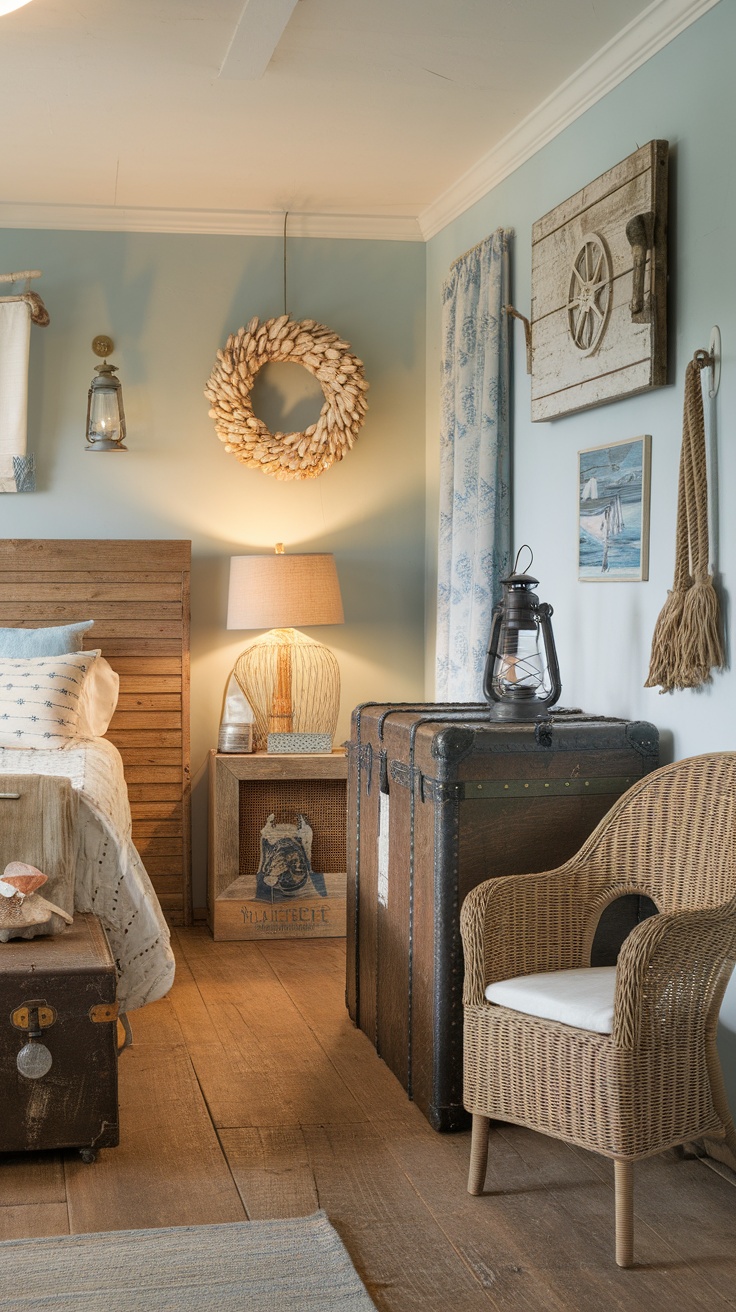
[0,619,94,658]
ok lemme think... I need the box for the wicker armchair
[461,752,736,1268]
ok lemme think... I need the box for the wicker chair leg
[614,1159,634,1268]
[705,1007,736,1159]
[468,1114,490,1195]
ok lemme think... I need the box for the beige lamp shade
[227,553,344,630]
[226,551,344,751]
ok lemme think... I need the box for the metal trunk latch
[11,998,56,1080]
[89,1002,119,1023]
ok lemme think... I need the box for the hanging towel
[0,300,35,493]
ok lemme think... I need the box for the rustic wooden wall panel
[0,540,191,927]
[532,173,655,319]
[530,140,668,421]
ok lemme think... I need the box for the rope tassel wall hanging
[645,349,724,692]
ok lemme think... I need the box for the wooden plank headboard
[0,539,191,926]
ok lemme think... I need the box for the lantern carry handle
[537,602,562,711]
[512,544,534,575]
[483,604,504,705]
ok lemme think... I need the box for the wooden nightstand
[207,749,348,941]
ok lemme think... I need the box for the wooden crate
[208,750,348,941]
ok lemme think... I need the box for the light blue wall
[425,1,736,1110]
[0,229,426,906]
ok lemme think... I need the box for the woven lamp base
[234,627,339,753]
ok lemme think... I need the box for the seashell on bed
[0,861,48,896]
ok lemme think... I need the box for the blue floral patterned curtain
[436,229,511,701]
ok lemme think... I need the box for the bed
[0,539,191,1010]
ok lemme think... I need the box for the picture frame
[578,435,651,581]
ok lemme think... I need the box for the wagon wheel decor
[205,314,369,481]
[567,233,612,356]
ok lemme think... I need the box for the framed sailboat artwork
[578,435,651,581]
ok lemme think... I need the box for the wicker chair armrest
[613,901,736,1048]
[460,863,616,1007]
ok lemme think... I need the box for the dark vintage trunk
[346,704,659,1132]
[0,914,119,1155]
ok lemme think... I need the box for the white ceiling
[0,0,718,239]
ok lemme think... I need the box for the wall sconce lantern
[86,336,127,451]
[483,546,561,722]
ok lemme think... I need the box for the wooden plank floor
[1,928,735,1310]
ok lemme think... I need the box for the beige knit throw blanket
[645,351,724,692]
[0,775,77,916]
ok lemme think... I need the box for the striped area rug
[0,1212,376,1310]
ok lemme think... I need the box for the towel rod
[0,290,50,325]
[0,270,41,283]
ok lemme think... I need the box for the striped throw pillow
[0,651,101,749]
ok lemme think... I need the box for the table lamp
[227,545,344,753]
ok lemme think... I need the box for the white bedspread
[0,737,175,1011]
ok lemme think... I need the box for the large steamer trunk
[347,704,659,1131]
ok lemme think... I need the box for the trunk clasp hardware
[11,998,56,1081]
[89,1002,119,1023]
[11,1000,56,1032]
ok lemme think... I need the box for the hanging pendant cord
[283,211,289,316]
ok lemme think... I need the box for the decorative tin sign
[530,141,668,421]
[215,811,346,939]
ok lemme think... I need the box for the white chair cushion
[485,966,617,1035]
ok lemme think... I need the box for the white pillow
[0,651,101,749]
[77,656,120,738]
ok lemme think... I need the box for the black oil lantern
[85,336,127,451]
[483,546,561,722]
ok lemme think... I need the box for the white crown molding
[0,202,423,243]
[0,0,718,246]
[419,0,721,241]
